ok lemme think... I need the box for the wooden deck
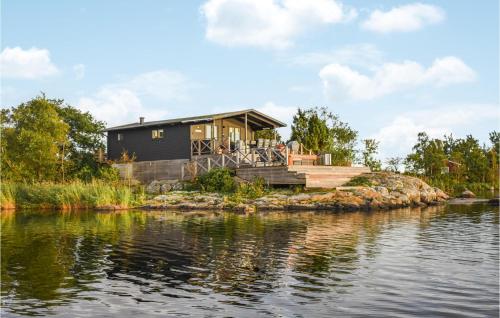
[236,165,370,188]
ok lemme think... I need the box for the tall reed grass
[0,181,145,210]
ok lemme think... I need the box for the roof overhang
[104,109,287,132]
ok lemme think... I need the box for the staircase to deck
[236,165,370,188]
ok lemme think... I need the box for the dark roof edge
[103,109,287,132]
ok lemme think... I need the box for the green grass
[0,181,145,210]
[343,176,373,187]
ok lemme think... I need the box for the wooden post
[285,146,289,166]
[245,113,248,145]
[198,140,201,156]
[211,120,215,154]
[251,149,255,167]
[207,157,211,171]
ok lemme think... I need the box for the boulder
[146,179,182,194]
[460,190,476,198]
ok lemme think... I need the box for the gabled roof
[104,109,287,132]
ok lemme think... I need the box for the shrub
[97,165,121,182]
[196,168,236,193]
[344,176,372,186]
[236,177,266,199]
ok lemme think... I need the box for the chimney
[139,117,145,125]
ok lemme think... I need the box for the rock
[154,195,168,201]
[160,183,172,193]
[488,197,499,206]
[146,180,182,194]
[374,186,389,196]
[460,190,476,198]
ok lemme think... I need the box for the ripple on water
[0,206,498,317]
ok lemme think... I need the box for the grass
[343,176,373,187]
[0,181,145,210]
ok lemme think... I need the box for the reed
[0,181,144,210]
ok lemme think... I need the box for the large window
[229,127,240,142]
[205,125,218,139]
[152,129,164,139]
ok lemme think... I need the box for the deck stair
[236,165,370,188]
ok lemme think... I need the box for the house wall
[113,159,189,183]
[107,124,191,161]
[189,118,256,141]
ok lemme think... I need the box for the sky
[1,0,499,159]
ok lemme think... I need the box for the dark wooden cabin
[105,109,286,162]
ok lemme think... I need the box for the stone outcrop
[460,189,476,198]
[141,172,450,212]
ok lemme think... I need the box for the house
[105,109,286,161]
[105,109,370,187]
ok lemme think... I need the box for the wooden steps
[236,165,370,188]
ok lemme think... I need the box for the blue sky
[1,0,498,159]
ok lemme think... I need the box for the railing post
[251,149,255,167]
[222,154,225,167]
[207,157,211,171]
[285,146,289,166]
[236,152,240,168]
[198,140,201,156]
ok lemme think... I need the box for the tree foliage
[404,131,499,192]
[1,95,109,183]
[254,129,282,142]
[290,107,358,166]
[360,139,382,171]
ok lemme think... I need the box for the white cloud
[362,3,445,33]
[372,104,499,159]
[77,70,189,126]
[116,70,189,101]
[319,56,476,101]
[201,0,357,49]
[73,64,85,80]
[0,47,59,79]
[257,101,296,139]
[289,43,383,68]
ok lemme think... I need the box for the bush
[195,168,236,193]
[236,177,266,199]
[97,165,121,182]
[344,176,372,186]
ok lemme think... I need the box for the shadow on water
[1,204,498,317]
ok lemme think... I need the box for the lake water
[1,204,498,317]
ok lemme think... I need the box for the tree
[55,103,106,179]
[360,139,381,171]
[404,132,446,177]
[1,95,108,182]
[254,129,282,142]
[290,107,358,166]
[1,96,69,182]
[385,157,403,173]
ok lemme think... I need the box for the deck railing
[188,139,322,177]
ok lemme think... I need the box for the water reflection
[1,205,498,317]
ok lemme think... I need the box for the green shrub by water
[0,181,144,210]
[195,168,236,193]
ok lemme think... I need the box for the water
[1,204,498,317]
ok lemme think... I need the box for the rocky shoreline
[141,172,451,213]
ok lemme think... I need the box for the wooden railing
[189,146,289,176]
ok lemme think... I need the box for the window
[229,127,241,142]
[117,133,123,141]
[205,125,218,139]
[152,129,164,139]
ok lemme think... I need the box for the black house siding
[107,124,191,161]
